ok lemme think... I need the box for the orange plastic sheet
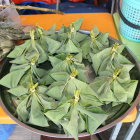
[122,107,137,123]
[21,13,118,39]
[0,107,15,124]
[0,13,137,124]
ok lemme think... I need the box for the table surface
[0,13,137,124]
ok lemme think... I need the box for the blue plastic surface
[17,1,109,15]
[120,0,140,42]
[0,124,16,140]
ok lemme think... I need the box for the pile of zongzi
[0,19,138,140]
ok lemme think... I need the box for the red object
[94,0,109,6]
[12,0,57,4]
[94,0,98,6]
[69,0,85,2]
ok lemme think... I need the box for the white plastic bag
[0,0,20,24]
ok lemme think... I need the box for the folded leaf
[90,77,117,102]
[16,96,30,122]
[8,86,28,97]
[0,66,30,88]
[113,80,127,102]
[51,61,70,73]
[60,107,79,140]
[90,48,111,73]
[19,70,31,87]
[77,105,108,134]
[35,43,48,64]
[123,80,138,103]
[49,56,62,67]
[75,32,87,42]
[77,69,89,83]
[87,115,106,135]
[80,39,91,59]
[10,64,29,72]
[8,40,30,58]
[74,53,83,63]
[70,18,83,31]
[46,81,65,100]
[38,95,58,110]
[39,73,55,85]
[97,33,109,47]
[28,94,49,127]
[10,55,28,64]
[78,114,86,133]
[51,72,69,81]
[92,26,99,36]
[57,39,79,53]
[45,103,70,124]
[45,37,61,54]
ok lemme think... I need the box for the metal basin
[0,31,140,138]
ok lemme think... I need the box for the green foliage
[0,18,138,140]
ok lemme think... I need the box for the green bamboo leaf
[37,85,48,94]
[117,66,131,83]
[80,39,91,59]
[125,80,138,103]
[59,25,66,33]
[113,80,127,102]
[71,18,83,31]
[25,50,38,62]
[72,39,80,48]
[87,116,106,135]
[77,69,89,83]
[16,96,30,122]
[87,106,106,114]
[10,55,28,64]
[0,66,30,88]
[74,53,83,63]
[38,95,58,110]
[58,33,68,41]
[19,70,31,87]
[46,81,65,100]
[77,105,108,134]
[50,72,69,81]
[117,54,132,64]
[97,56,111,74]
[97,33,109,47]
[55,53,68,60]
[60,107,79,140]
[90,77,116,102]
[8,40,30,58]
[49,56,62,67]
[28,94,49,127]
[10,64,29,72]
[57,39,80,53]
[80,93,103,107]
[48,24,56,32]
[92,26,99,36]
[79,85,103,107]
[33,67,48,78]
[75,32,87,42]
[36,43,48,64]
[78,114,86,133]
[45,102,70,124]
[8,86,28,97]
[42,25,56,36]
[39,73,55,85]
[45,37,61,54]
[51,61,70,73]
[90,48,111,73]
